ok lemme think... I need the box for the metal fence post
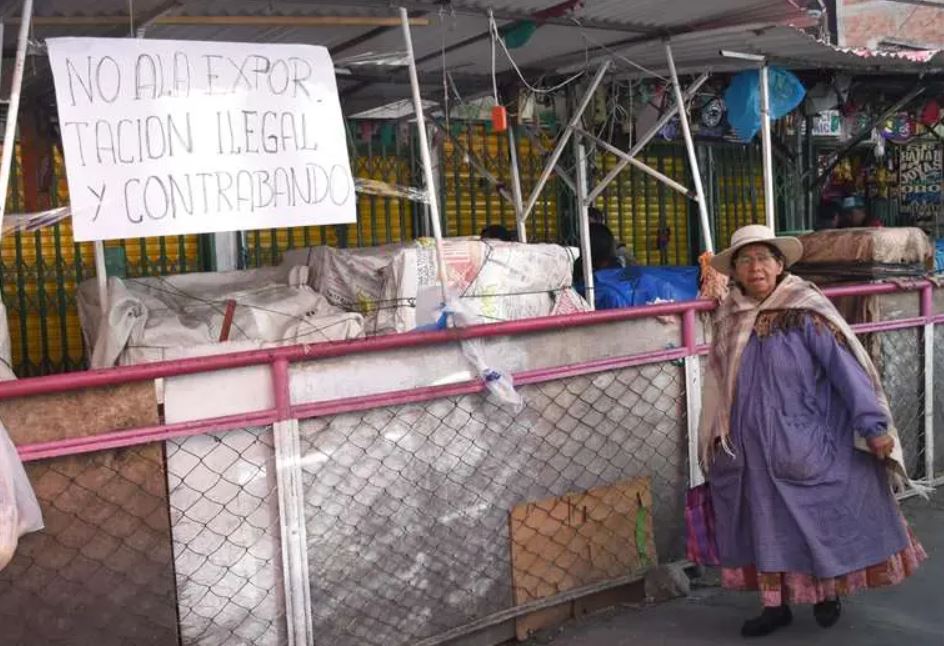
[682,307,704,486]
[922,282,935,483]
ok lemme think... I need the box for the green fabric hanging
[379,123,396,148]
[502,20,538,49]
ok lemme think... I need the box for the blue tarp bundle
[577,266,700,310]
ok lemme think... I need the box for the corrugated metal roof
[559,23,944,77]
[4,0,938,115]
[464,0,811,31]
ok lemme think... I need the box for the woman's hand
[867,433,895,460]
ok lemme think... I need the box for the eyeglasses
[733,252,778,268]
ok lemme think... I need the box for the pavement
[524,495,943,646]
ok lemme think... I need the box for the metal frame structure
[0,0,32,237]
[719,50,776,229]
[400,7,451,304]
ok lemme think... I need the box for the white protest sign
[47,38,356,242]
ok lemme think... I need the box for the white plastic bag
[0,420,43,571]
[440,296,524,413]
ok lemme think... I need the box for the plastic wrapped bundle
[792,227,933,283]
[77,266,364,368]
[374,238,588,334]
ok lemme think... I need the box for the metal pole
[94,241,108,319]
[922,283,935,484]
[507,125,526,242]
[520,61,610,224]
[0,0,34,239]
[400,7,450,303]
[574,139,594,311]
[587,72,709,205]
[665,42,713,253]
[682,308,704,487]
[805,114,814,228]
[759,63,775,230]
[520,124,577,194]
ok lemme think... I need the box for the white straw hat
[710,224,803,277]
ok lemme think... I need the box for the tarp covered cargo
[77,266,364,368]
[793,227,933,283]
[282,238,590,335]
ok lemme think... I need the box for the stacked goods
[792,227,933,283]
[77,266,364,368]
[282,239,590,335]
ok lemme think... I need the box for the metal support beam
[682,309,704,487]
[576,127,696,200]
[274,418,315,646]
[507,125,526,242]
[0,0,33,239]
[574,139,594,311]
[400,7,450,303]
[586,72,709,206]
[666,43,713,253]
[94,241,108,319]
[520,124,577,195]
[520,61,610,225]
[922,284,935,483]
[759,63,775,229]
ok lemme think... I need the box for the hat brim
[709,237,803,277]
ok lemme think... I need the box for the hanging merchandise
[659,116,680,140]
[502,20,537,49]
[518,91,536,123]
[872,127,886,160]
[724,66,806,142]
[701,97,725,128]
[881,112,914,142]
[920,99,941,127]
[359,120,374,143]
[379,123,396,149]
[491,105,508,132]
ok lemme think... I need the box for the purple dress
[708,310,909,578]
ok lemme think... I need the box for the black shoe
[813,599,841,628]
[741,605,793,638]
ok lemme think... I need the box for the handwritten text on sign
[47,38,355,242]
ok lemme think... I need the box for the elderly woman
[700,225,926,638]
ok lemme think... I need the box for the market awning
[0,0,816,113]
[557,22,944,77]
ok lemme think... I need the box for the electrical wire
[487,11,586,96]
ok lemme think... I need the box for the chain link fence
[167,427,287,646]
[1,295,942,645]
[874,328,926,481]
[297,362,687,646]
[935,325,944,482]
[0,445,178,646]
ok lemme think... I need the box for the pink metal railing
[9,279,941,462]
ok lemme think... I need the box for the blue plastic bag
[724,67,806,142]
[576,266,699,310]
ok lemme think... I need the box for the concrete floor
[526,495,943,646]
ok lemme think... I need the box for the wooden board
[510,476,657,640]
[1,381,158,446]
